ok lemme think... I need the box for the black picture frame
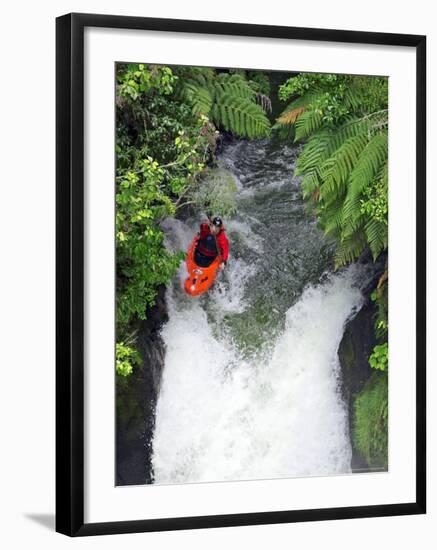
[56,12,426,537]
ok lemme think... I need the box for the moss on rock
[353,371,388,470]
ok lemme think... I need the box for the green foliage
[360,164,388,224]
[369,343,388,371]
[117,65,216,169]
[368,276,389,377]
[116,342,141,377]
[353,372,388,469]
[115,63,271,375]
[117,63,177,100]
[294,109,324,141]
[278,73,342,101]
[190,168,238,217]
[247,71,271,96]
[116,161,185,328]
[278,74,350,129]
[116,64,216,340]
[277,73,388,268]
[371,277,388,339]
[179,68,271,139]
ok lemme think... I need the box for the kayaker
[194,216,229,269]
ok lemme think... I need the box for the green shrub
[371,279,388,339]
[369,343,388,371]
[353,372,388,469]
[116,342,141,377]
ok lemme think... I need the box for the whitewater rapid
[151,140,366,484]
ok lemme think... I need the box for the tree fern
[295,129,334,175]
[301,170,321,198]
[294,109,324,141]
[180,69,270,139]
[343,84,367,111]
[216,73,256,100]
[183,83,213,115]
[334,232,367,268]
[365,218,388,259]
[277,74,388,267]
[272,90,322,136]
[319,134,369,198]
[276,105,306,125]
[295,120,370,177]
[346,132,388,199]
[320,196,347,237]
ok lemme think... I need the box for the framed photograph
[56,13,426,536]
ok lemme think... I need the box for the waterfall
[150,140,366,484]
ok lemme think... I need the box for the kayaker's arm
[217,232,229,263]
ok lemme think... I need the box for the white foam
[152,267,364,484]
[226,219,264,253]
[209,257,257,315]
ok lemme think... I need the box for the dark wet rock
[116,285,168,485]
[338,254,387,472]
[338,298,378,471]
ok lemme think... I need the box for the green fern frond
[295,129,334,175]
[341,194,364,228]
[185,67,215,87]
[215,73,256,101]
[181,70,271,139]
[301,171,321,198]
[214,93,270,138]
[295,119,370,176]
[319,134,369,196]
[365,218,388,259]
[343,84,367,112]
[346,131,388,199]
[294,109,323,141]
[333,118,372,144]
[334,233,367,268]
[321,197,347,236]
[183,83,213,114]
[341,211,366,240]
[275,91,323,127]
[279,74,388,269]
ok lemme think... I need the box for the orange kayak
[184,237,221,297]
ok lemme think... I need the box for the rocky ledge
[116,285,168,485]
[337,254,387,472]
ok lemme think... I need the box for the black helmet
[212,216,223,227]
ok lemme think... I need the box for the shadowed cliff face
[338,300,378,472]
[337,253,387,473]
[116,285,168,486]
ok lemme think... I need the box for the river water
[151,139,368,484]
